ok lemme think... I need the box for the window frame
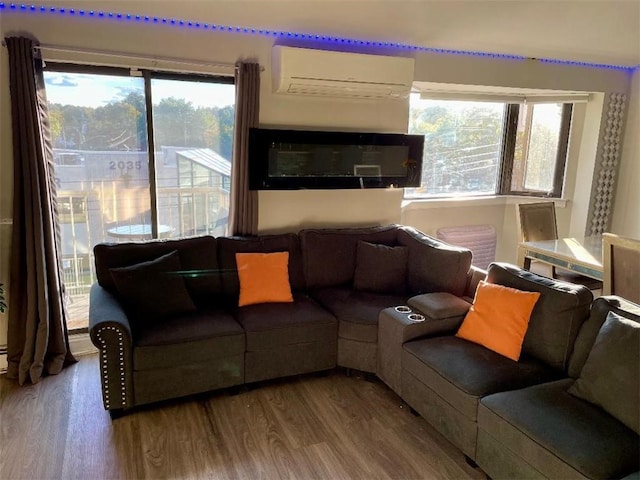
[500,103,572,198]
[43,62,235,333]
[407,96,574,200]
[44,62,234,239]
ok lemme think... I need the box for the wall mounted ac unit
[272,46,414,100]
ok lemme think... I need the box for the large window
[44,65,235,331]
[406,94,572,199]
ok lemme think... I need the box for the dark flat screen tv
[248,128,424,190]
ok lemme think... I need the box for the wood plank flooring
[0,355,485,480]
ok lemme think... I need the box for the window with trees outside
[405,94,572,199]
[44,64,235,331]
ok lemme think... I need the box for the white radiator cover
[436,225,497,271]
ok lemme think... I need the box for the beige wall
[568,96,605,237]
[0,6,637,337]
[612,70,640,238]
[258,93,409,232]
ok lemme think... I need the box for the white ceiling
[96,0,640,67]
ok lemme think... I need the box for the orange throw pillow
[456,280,541,361]
[236,252,294,307]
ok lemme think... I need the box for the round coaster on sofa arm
[395,305,412,314]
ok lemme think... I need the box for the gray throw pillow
[353,241,408,295]
[110,250,197,319]
[569,311,640,434]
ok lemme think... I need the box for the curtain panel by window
[5,36,75,385]
[229,62,260,236]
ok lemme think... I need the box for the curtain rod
[35,44,239,71]
[2,41,264,71]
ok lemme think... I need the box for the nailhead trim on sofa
[96,325,127,409]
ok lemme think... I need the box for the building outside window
[44,66,235,331]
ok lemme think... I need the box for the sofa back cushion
[486,263,593,371]
[109,250,197,319]
[300,225,400,289]
[353,241,409,295]
[217,233,305,298]
[397,226,472,297]
[94,236,222,304]
[568,310,640,434]
[568,295,640,378]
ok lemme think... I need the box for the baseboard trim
[70,333,98,357]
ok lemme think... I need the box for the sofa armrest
[408,292,472,330]
[89,283,134,412]
[463,265,487,302]
[378,294,471,396]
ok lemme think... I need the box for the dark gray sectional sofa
[476,293,640,480]
[89,225,640,479]
[401,263,593,461]
[395,263,640,480]
[89,224,472,414]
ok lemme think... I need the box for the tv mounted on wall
[248,128,424,190]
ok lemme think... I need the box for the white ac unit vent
[272,46,414,100]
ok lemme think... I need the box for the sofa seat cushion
[403,336,560,420]
[478,379,640,480]
[235,293,337,352]
[311,287,407,343]
[133,309,245,371]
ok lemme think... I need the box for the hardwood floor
[0,355,485,480]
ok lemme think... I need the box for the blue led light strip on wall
[1,2,638,72]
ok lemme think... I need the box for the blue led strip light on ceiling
[1,2,638,72]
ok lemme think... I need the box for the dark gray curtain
[5,36,76,385]
[229,62,260,236]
